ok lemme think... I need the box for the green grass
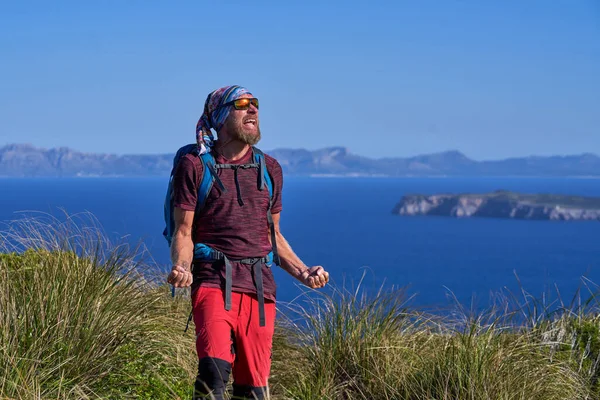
[271,281,594,400]
[2,213,600,399]
[0,213,197,399]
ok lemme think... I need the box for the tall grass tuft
[273,280,425,399]
[271,277,592,400]
[0,212,197,399]
[2,212,600,399]
[523,278,600,398]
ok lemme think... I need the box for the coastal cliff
[392,190,600,221]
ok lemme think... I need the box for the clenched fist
[167,265,193,288]
[300,266,329,289]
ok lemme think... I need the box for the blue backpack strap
[196,151,229,212]
[163,176,175,246]
[253,147,273,198]
[163,144,200,246]
[252,147,280,267]
[197,152,215,211]
[164,146,228,245]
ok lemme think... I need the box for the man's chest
[203,167,270,215]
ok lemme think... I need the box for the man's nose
[247,104,258,114]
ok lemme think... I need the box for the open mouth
[243,119,256,126]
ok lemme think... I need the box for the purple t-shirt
[172,147,283,301]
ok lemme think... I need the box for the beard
[229,120,261,146]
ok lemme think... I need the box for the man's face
[222,94,261,145]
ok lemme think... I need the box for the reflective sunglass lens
[233,98,259,110]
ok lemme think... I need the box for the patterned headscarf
[195,85,253,154]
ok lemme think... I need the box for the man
[166,85,329,399]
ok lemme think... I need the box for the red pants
[191,287,276,399]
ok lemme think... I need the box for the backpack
[162,143,279,327]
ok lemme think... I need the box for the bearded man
[166,85,329,399]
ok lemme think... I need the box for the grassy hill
[2,214,600,399]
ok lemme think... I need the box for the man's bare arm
[167,208,195,288]
[270,212,329,289]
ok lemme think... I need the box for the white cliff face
[454,197,484,217]
[399,197,439,214]
[546,207,600,221]
[393,194,600,221]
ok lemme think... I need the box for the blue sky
[1,1,598,160]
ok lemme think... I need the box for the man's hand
[167,265,193,288]
[300,266,329,289]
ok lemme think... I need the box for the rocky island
[392,190,600,221]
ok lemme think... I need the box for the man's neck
[213,139,251,162]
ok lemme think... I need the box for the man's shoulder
[182,152,204,166]
[261,151,283,188]
[175,153,204,175]
[259,151,282,171]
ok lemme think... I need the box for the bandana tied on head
[195,85,253,154]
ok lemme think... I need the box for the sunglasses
[218,97,259,110]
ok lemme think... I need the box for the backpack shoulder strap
[197,151,227,212]
[252,146,280,266]
[252,146,273,200]
[163,144,201,246]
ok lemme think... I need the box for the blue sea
[1,177,599,313]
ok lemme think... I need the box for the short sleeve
[266,156,283,214]
[173,155,203,211]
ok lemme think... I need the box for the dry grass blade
[0,212,196,399]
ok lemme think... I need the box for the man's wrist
[299,268,310,281]
[172,264,190,272]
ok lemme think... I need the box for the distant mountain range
[1,143,599,178]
